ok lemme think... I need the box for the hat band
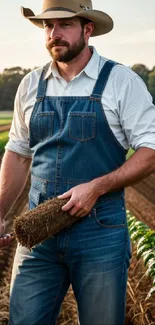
[43,7,76,14]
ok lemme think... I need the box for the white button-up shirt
[6,47,155,157]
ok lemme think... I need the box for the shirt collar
[44,61,60,80]
[43,46,100,81]
[83,47,99,80]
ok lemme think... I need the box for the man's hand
[0,220,13,247]
[58,181,99,217]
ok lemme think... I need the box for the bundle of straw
[13,197,80,249]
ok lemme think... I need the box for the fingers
[0,234,13,247]
[0,221,14,247]
[61,197,90,217]
[68,204,89,218]
[57,189,91,217]
[61,199,74,211]
[75,210,87,218]
[57,190,71,199]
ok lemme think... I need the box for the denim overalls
[9,60,131,325]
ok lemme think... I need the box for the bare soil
[0,124,11,133]
[125,172,155,230]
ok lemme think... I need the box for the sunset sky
[1,0,155,71]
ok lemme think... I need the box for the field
[0,112,155,324]
[0,177,155,325]
[0,112,12,153]
[0,120,12,126]
[0,132,9,154]
[0,111,13,117]
[0,112,13,123]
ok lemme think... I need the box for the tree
[148,71,155,103]
[3,67,27,75]
[132,64,149,86]
[0,67,32,111]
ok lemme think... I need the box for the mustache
[47,39,70,47]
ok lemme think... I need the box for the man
[0,0,155,324]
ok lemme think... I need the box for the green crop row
[0,131,9,154]
[127,210,155,300]
[0,119,12,125]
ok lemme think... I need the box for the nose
[50,25,62,40]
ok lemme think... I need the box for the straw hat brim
[21,7,113,36]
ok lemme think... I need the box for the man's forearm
[0,150,31,220]
[91,147,155,197]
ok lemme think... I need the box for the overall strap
[90,60,118,101]
[36,62,51,102]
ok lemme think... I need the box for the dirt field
[126,173,155,230]
[0,124,11,133]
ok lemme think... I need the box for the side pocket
[93,198,126,229]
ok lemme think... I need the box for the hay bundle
[13,197,80,249]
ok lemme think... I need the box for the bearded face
[44,17,88,63]
[46,29,86,62]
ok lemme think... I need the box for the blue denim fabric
[9,60,131,325]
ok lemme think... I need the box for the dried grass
[0,241,16,325]
[125,244,155,325]
[56,287,78,325]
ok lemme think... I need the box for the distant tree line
[0,64,155,111]
[132,64,155,103]
[0,67,32,111]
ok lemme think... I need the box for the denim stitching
[68,113,96,142]
[93,208,126,229]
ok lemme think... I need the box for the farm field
[0,111,13,123]
[0,112,12,138]
[0,114,155,324]
[0,112,12,128]
[0,132,9,154]
[0,112,12,153]
[0,174,155,324]
[0,120,12,126]
[0,111,13,117]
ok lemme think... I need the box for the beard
[46,30,86,62]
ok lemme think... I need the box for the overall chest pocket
[68,112,96,142]
[38,111,55,141]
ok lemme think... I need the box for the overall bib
[9,60,131,325]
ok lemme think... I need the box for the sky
[0,0,155,72]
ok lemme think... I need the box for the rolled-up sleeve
[5,77,32,158]
[119,72,155,151]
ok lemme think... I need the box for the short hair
[78,17,93,28]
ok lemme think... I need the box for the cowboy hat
[21,0,113,37]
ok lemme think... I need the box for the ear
[84,22,94,39]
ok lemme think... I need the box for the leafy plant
[127,210,155,300]
[0,131,9,154]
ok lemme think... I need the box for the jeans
[9,198,131,325]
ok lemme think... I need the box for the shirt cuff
[132,142,155,151]
[5,140,32,158]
